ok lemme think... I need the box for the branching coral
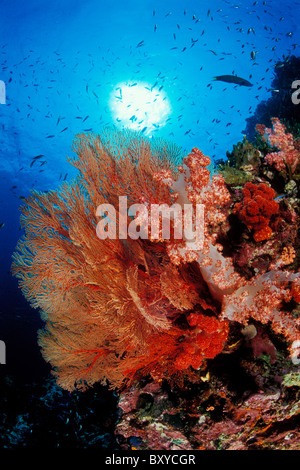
[12,128,300,392]
[233,182,279,242]
[256,117,300,178]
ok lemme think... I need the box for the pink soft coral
[256,118,300,177]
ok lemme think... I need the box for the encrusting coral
[12,127,300,393]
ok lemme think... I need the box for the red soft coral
[175,313,229,370]
[233,182,279,242]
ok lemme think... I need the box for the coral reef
[12,130,232,392]
[11,123,299,449]
[115,354,300,450]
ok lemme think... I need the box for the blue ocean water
[0,0,299,449]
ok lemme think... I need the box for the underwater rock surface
[115,353,300,450]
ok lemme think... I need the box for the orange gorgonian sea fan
[11,129,229,391]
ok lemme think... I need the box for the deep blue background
[0,0,299,383]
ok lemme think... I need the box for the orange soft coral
[233,182,279,242]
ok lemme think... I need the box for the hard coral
[233,182,279,242]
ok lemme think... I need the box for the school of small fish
[0,0,299,228]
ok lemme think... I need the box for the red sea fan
[11,129,229,391]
